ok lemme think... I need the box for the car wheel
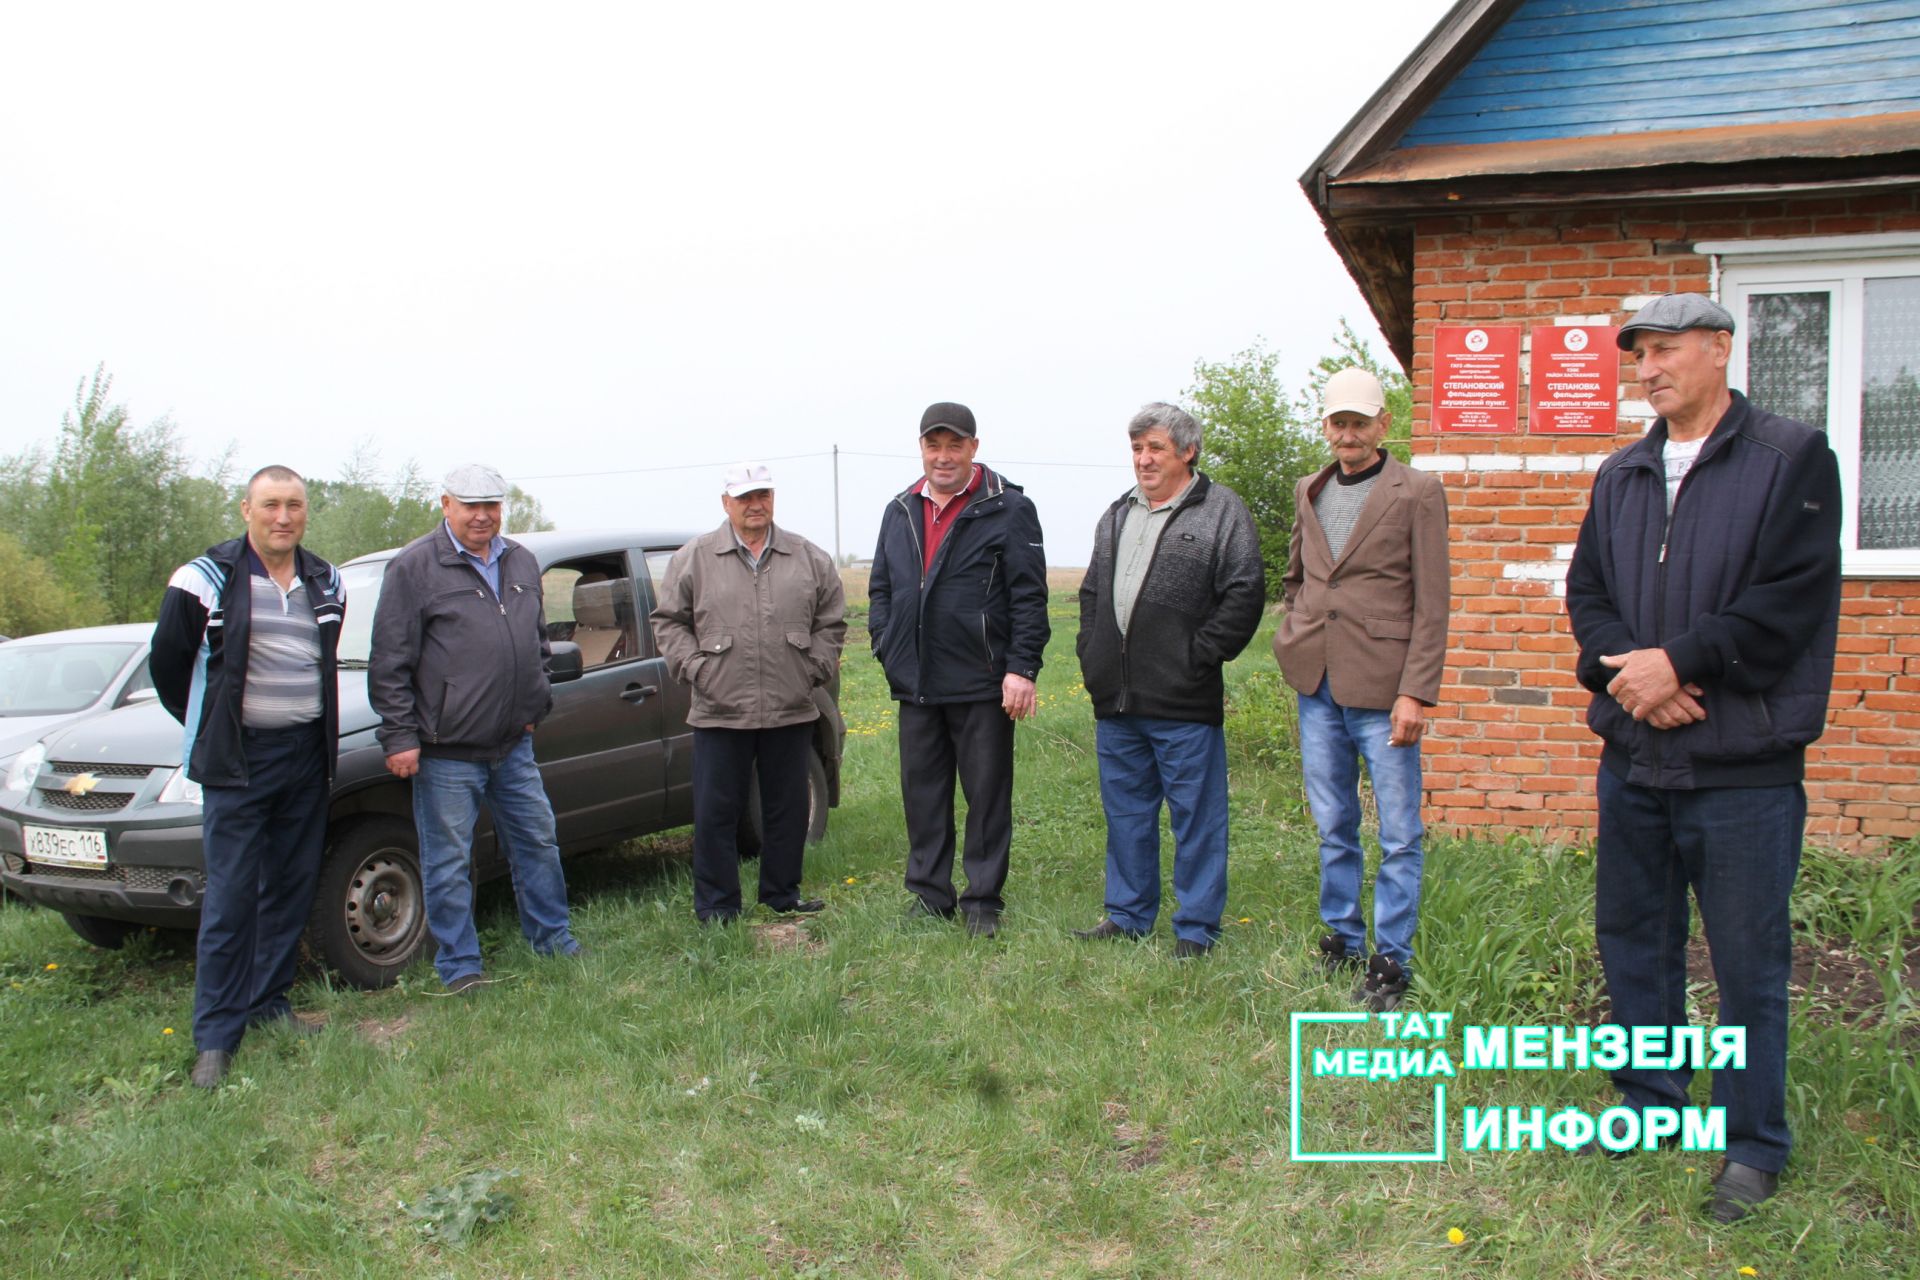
[739,750,831,859]
[60,912,135,949]
[307,816,428,990]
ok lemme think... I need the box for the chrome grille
[49,761,154,779]
[35,789,134,813]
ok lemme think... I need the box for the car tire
[60,912,136,949]
[738,750,831,860]
[307,816,428,990]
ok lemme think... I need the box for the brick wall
[1407,193,1920,847]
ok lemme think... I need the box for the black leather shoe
[772,898,825,915]
[1710,1160,1779,1223]
[1073,919,1142,941]
[1172,938,1213,960]
[964,911,1000,939]
[190,1050,232,1090]
[904,900,955,923]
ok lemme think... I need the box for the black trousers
[898,699,1014,916]
[194,722,328,1052]
[691,722,813,920]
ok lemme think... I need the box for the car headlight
[157,767,203,807]
[4,743,46,794]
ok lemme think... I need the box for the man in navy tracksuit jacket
[868,403,1049,936]
[151,466,344,1089]
[1566,294,1841,1223]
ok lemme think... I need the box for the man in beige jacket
[651,463,847,923]
[1274,368,1450,1011]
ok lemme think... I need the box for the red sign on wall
[1433,325,1520,433]
[1530,325,1619,435]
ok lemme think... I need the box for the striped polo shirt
[242,548,324,728]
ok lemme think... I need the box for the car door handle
[622,684,659,703]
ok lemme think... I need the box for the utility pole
[832,444,842,564]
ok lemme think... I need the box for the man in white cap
[369,463,582,992]
[1566,293,1841,1221]
[1273,367,1450,1011]
[650,463,846,924]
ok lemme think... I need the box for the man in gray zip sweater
[370,464,582,993]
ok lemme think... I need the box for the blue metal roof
[1399,0,1920,147]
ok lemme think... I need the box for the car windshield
[0,642,140,716]
[335,561,390,665]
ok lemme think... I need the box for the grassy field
[1,590,1915,1278]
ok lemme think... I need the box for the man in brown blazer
[1274,367,1450,1011]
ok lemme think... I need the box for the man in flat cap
[1566,294,1842,1221]
[370,464,582,993]
[1274,368,1449,1010]
[650,463,846,924]
[868,402,1049,938]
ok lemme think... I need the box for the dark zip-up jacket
[1077,472,1265,725]
[1565,390,1842,789]
[152,537,345,787]
[370,525,555,762]
[868,465,1050,705]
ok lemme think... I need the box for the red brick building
[1303,0,1920,845]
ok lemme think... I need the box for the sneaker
[1357,954,1409,1013]
[1318,934,1363,976]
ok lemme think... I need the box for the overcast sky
[1,1,1446,567]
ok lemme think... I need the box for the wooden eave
[1307,105,1920,367]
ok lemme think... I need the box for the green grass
[1,595,1914,1277]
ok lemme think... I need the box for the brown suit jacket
[1273,453,1451,711]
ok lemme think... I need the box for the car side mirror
[547,641,584,684]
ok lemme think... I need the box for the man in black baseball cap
[867,402,1050,939]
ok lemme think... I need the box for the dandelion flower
[1864,1136,1877,1145]
[163,1027,175,1036]
[1238,917,1251,924]
[1738,1269,1758,1277]
[1685,1167,1697,1174]
[44,963,58,971]
[1446,1227,1465,1245]
[844,876,857,885]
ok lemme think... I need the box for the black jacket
[868,465,1050,705]
[370,525,555,762]
[151,537,345,787]
[1077,473,1266,725]
[1565,391,1842,789]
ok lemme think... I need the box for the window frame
[1709,232,1920,577]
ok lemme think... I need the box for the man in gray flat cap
[1565,294,1841,1222]
[370,464,582,993]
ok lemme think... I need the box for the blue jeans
[414,734,579,984]
[1595,766,1803,1172]
[1297,679,1426,966]
[1095,715,1230,945]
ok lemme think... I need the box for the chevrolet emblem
[64,773,101,796]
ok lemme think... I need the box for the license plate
[23,825,108,868]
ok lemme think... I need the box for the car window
[543,555,641,669]
[334,561,390,664]
[0,642,140,716]
[643,550,675,610]
[116,656,156,705]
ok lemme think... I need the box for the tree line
[3,326,1404,636]
[0,367,552,637]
